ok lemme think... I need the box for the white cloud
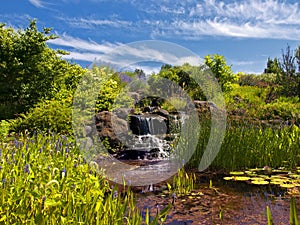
[48,33,122,53]
[50,35,201,72]
[147,0,300,40]
[60,17,132,29]
[55,0,300,41]
[28,0,45,8]
[60,51,101,62]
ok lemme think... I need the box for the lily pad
[234,176,251,181]
[280,183,296,188]
[251,180,269,185]
[289,174,300,179]
[270,178,286,185]
[229,171,245,175]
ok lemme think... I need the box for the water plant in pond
[266,196,299,225]
[167,168,196,196]
[224,167,300,193]
[266,205,274,225]
[188,123,300,172]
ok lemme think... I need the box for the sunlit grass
[0,132,169,224]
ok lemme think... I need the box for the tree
[264,57,282,74]
[0,20,84,119]
[204,54,238,92]
[148,63,205,100]
[277,44,300,98]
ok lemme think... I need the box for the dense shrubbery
[0,20,84,119]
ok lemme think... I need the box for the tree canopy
[0,20,84,119]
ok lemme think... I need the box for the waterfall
[124,114,171,160]
[129,115,166,135]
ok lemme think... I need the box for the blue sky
[1,0,300,74]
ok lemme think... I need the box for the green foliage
[238,73,277,87]
[148,63,207,100]
[225,84,300,123]
[188,121,300,171]
[266,44,300,98]
[0,20,84,119]
[264,57,282,75]
[81,66,133,112]
[261,99,300,122]
[204,54,239,92]
[266,197,299,225]
[170,168,196,196]
[10,96,73,135]
[0,120,10,141]
[161,97,187,112]
[0,132,169,224]
[266,206,274,225]
[290,196,299,225]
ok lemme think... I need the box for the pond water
[130,169,299,225]
[100,157,300,224]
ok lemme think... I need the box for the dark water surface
[130,166,299,224]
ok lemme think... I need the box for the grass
[1,115,300,224]
[187,121,300,172]
[0,132,169,224]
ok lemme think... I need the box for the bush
[10,97,73,135]
[0,120,10,140]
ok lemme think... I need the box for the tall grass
[187,121,300,171]
[0,132,168,224]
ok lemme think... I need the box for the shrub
[10,97,73,135]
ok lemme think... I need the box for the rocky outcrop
[94,111,129,152]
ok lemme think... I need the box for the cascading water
[120,114,171,160]
[129,115,167,135]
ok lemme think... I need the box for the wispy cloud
[60,17,132,29]
[145,0,300,41]
[48,33,122,53]
[28,0,45,8]
[55,0,300,41]
[49,34,201,72]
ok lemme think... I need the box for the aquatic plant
[166,168,196,196]
[189,122,300,172]
[224,167,300,192]
[266,196,299,225]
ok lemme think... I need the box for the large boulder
[94,111,129,151]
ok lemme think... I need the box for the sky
[1,0,300,74]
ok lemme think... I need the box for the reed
[187,121,300,172]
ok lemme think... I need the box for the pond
[128,169,299,225]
